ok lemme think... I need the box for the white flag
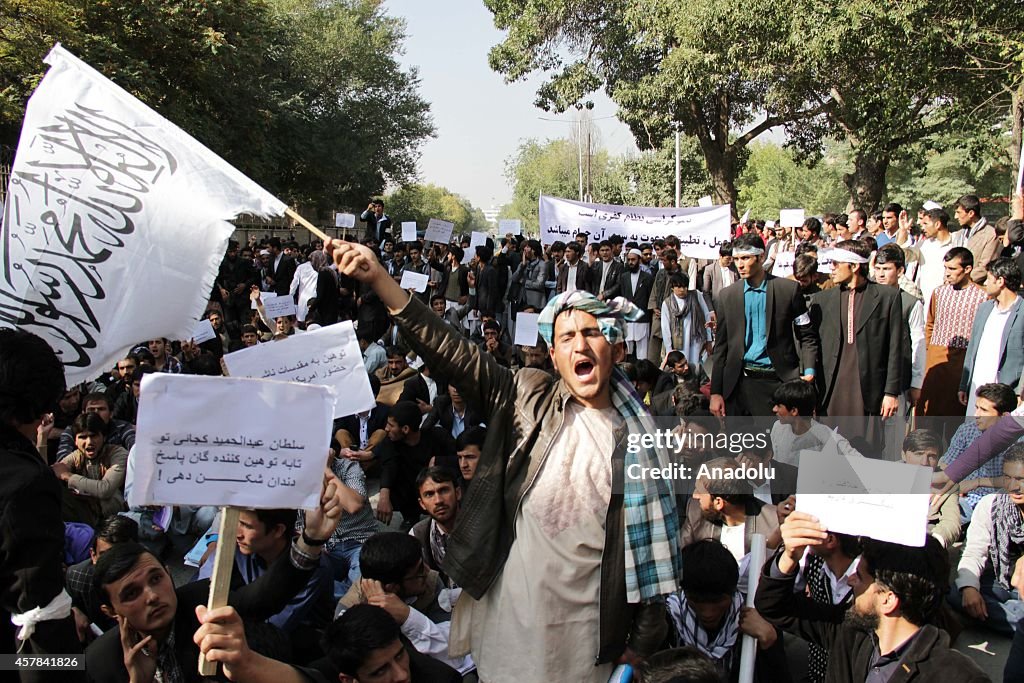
[0,45,286,384]
[739,208,750,224]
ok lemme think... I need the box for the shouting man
[330,241,679,682]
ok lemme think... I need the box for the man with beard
[755,512,988,683]
[619,248,655,361]
[216,239,260,326]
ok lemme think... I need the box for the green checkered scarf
[539,291,681,602]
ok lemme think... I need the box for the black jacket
[271,254,297,296]
[754,557,989,683]
[710,275,820,401]
[423,395,485,438]
[85,546,318,683]
[619,268,655,323]
[1,424,83,681]
[809,282,903,415]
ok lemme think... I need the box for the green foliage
[0,0,433,210]
[384,184,491,236]
[737,142,847,217]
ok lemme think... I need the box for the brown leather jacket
[392,295,667,663]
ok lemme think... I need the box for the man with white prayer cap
[618,248,655,360]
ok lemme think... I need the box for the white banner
[538,195,731,260]
[0,45,286,384]
[130,374,333,510]
[222,321,375,418]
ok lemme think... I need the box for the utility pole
[586,129,592,202]
[577,118,584,201]
[674,129,681,208]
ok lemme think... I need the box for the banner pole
[286,207,331,243]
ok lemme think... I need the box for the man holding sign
[85,473,345,683]
[330,241,679,682]
[755,513,988,683]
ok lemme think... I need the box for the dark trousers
[726,373,781,417]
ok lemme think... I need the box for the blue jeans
[948,572,1024,636]
[328,539,364,601]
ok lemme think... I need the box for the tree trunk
[844,150,890,212]
[699,141,738,212]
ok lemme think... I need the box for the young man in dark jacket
[755,511,989,683]
[0,329,83,682]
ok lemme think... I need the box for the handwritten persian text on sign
[222,321,375,418]
[130,374,333,509]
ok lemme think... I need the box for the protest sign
[222,321,375,418]
[400,270,430,293]
[779,209,806,228]
[470,231,488,249]
[261,294,296,320]
[0,45,286,384]
[401,221,418,242]
[425,218,455,243]
[335,213,356,229]
[190,319,216,345]
[499,219,522,235]
[130,374,333,510]
[538,195,731,260]
[769,251,833,278]
[795,454,932,546]
[697,195,713,207]
[513,312,541,346]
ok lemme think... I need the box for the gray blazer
[960,296,1024,395]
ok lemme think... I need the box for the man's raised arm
[331,241,514,419]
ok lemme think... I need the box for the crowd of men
[3,191,1024,683]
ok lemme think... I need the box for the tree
[484,0,825,210]
[786,0,1012,210]
[0,0,433,210]
[502,136,626,231]
[385,184,490,237]
[737,142,847,217]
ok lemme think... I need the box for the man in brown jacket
[331,241,679,682]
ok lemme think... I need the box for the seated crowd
[4,195,1024,683]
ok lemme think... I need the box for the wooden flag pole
[285,207,332,243]
[197,506,242,676]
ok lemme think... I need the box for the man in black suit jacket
[423,385,485,439]
[555,242,589,294]
[808,240,903,419]
[360,199,392,244]
[266,237,297,296]
[588,240,624,300]
[710,233,819,417]
[399,364,447,417]
[619,249,655,360]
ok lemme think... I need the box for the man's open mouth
[573,359,596,380]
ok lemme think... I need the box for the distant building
[483,207,500,225]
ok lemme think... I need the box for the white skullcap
[628,248,643,257]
